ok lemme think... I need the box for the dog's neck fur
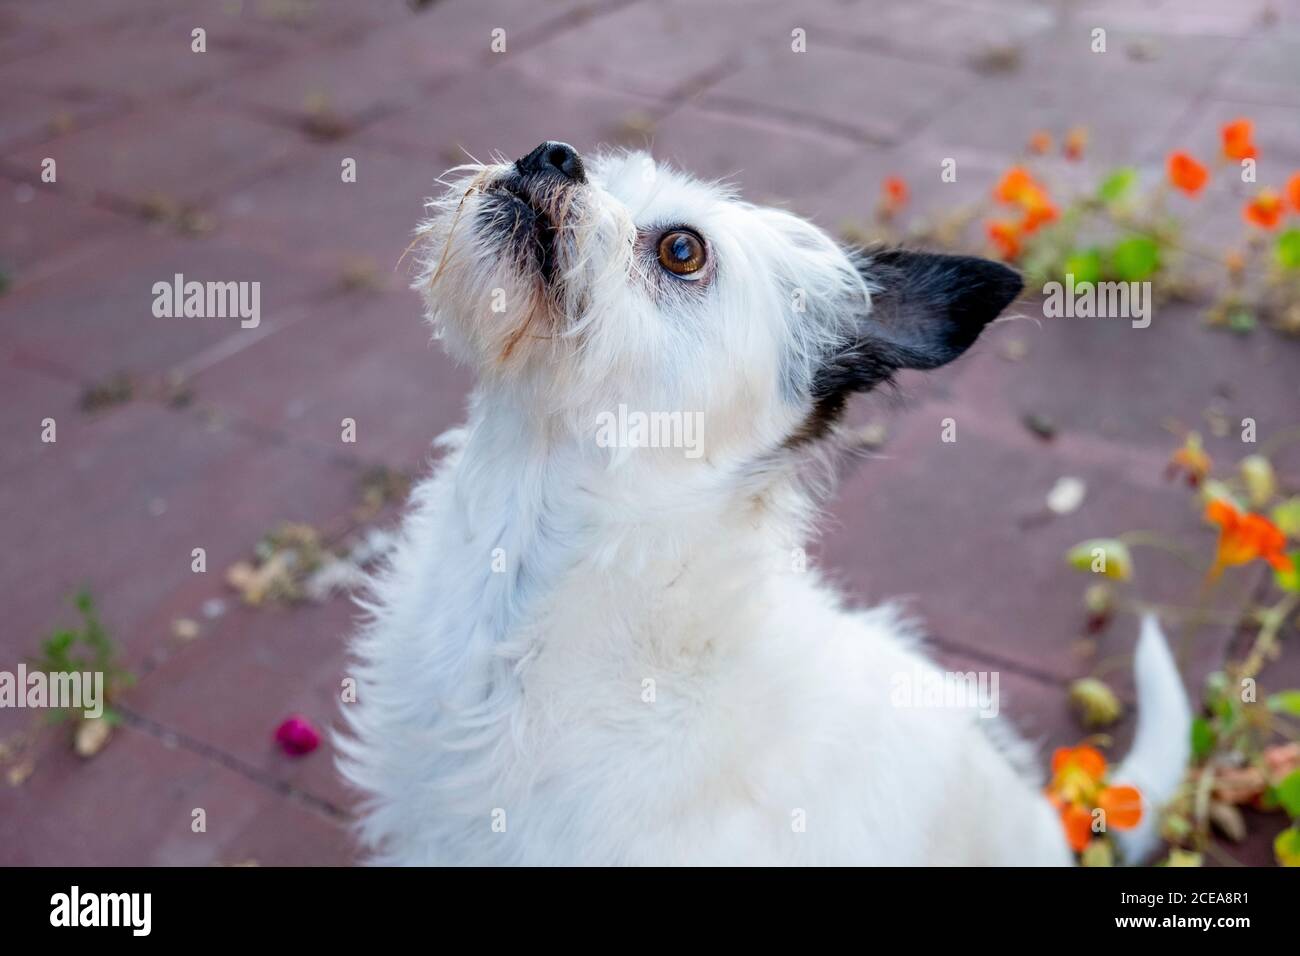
[440,382,809,668]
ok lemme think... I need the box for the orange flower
[1288,172,1300,212]
[993,166,1057,237]
[1028,130,1053,155]
[1205,498,1289,578]
[1098,785,1144,830]
[1045,745,1143,853]
[1060,804,1094,852]
[1019,189,1059,233]
[1221,118,1256,161]
[1167,151,1209,195]
[1244,189,1284,229]
[1063,126,1087,161]
[986,219,1021,259]
[993,166,1037,204]
[1052,744,1106,784]
[881,176,909,209]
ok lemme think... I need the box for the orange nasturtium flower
[986,219,1021,260]
[1028,130,1053,155]
[1288,172,1300,213]
[1167,151,1209,195]
[1221,118,1257,161]
[1045,745,1143,853]
[1019,190,1059,233]
[1244,188,1284,229]
[880,176,909,211]
[1205,498,1290,580]
[991,166,1057,246]
[1063,126,1088,161]
[993,166,1038,204]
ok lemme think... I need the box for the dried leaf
[1069,677,1123,728]
[1047,476,1086,515]
[1022,412,1056,440]
[1208,800,1247,842]
[1210,765,1266,805]
[854,422,888,450]
[1203,746,1300,806]
[1000,338,1029,361]
[6,758,34,787]
[74,718,112,758]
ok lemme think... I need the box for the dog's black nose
[516,141,586,183]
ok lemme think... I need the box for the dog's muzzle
[480,141,587,280]
[515,140,586,184]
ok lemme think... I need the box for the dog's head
[416,142,1021,465]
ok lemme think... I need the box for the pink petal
[274,715,320,756]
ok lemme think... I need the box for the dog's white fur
[338,150,1190,865]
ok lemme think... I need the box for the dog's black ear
[811,249,1022,414]
[862,249,1023,369]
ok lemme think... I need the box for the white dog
[338,142,1190,865]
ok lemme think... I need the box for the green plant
[857,119,1300,337]
[1274,768,1300,865]
[1062,436,1300,865]
[29,590,133,726]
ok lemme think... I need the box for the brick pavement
[1,0,1298,865]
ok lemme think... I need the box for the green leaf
[1066,538,1133,580]
[1098,168,1138,204]
[1276,827,1300,866]
[1273,498,1300,538]
[1080,839,1115,867]
[1190,717,1215,761]
[1063,248,1104,285]
[1276,229,1300,269]
[41,630,75,660]
[1268,690,1300,717]
[1227,310,1257,335]
[1109,236,1160,282]
[1276,553,1300,593]
[1277,769,1300,818]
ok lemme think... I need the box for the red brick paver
[1,0,1297,867]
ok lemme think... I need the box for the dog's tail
[1111,614,1192,864]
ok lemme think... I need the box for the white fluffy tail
[1111,615,1192,864]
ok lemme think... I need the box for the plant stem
[1259,424,1300,459]
[1193,764,1216,851]
[1241,593,1299,680]
[1117,599,1240,625]
[1116,530,1207,571]
[1202,840,1246,867]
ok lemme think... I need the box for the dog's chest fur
[341,420,1069,866]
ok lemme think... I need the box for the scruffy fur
[337,148,1189,865]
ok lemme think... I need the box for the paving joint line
[116,705,353,821]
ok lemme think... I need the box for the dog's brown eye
[657,230,706,277]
